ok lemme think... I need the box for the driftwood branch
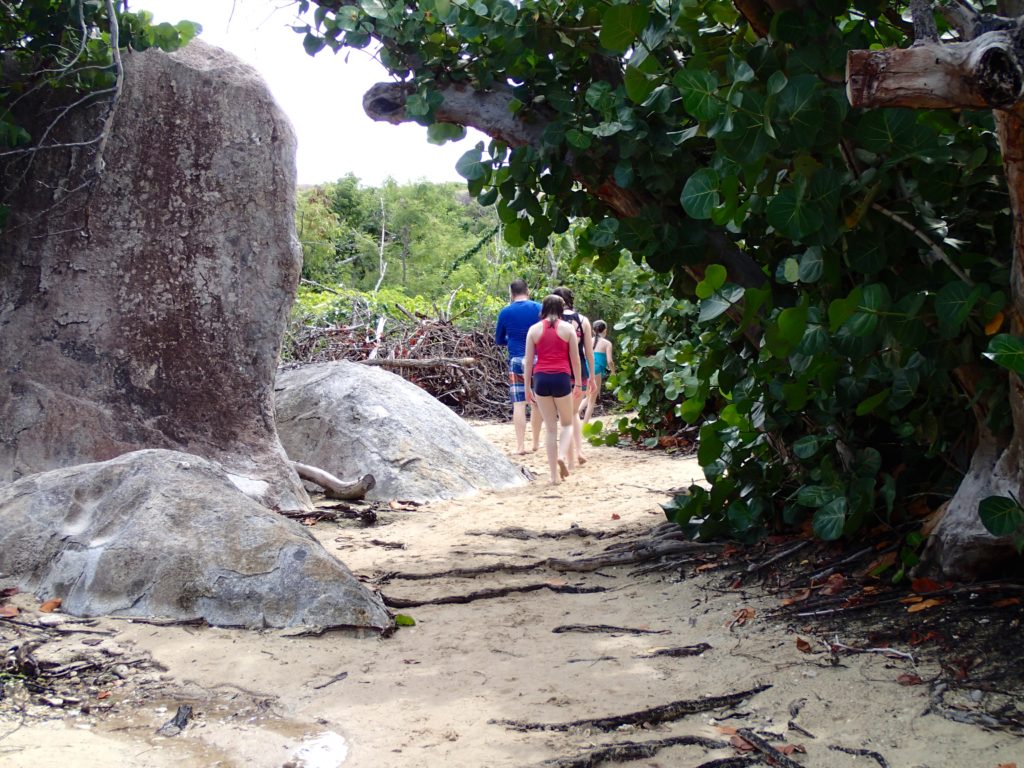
[848,31,1024,110]
[291,462,375,500]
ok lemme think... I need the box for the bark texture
[0,41,307,510]
[849,36,1024,578]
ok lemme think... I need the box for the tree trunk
[849,39,1024,579]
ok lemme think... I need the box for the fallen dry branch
[539,735,730,768]
[635,643,712,658]
[380,583,606,608]
[829,744,891,768]
[735,728,803,768]
[279,505,378,526]
[284,316,511,418]
[492,684,772,732]
[552,624,670,636]
[359,356,477,368]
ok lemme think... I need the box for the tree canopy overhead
[300,0,1024,576]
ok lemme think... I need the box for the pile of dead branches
[283,302,510,419]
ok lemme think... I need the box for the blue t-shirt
[495,299,541,359]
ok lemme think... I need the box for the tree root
[465,526,623,540]
[829,744,891,768]
[380,583,606,608]
[539,735,729,768]
[548,540,722,573]
[635,643,712,658]
[736,728,803,768]
[694,758,763,768]
[492,684,771,732]
[374,537,721,582]
[379,560,550,582]
[552,624,670,636]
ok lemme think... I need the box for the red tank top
[534,321,571,375]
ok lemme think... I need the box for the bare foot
[515,449,528,455]
[578,454,588,466]
[557,459,569,479]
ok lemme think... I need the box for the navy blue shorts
[533,372,572,398]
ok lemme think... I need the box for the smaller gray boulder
[0,450,391,632]
[275,362,528,502]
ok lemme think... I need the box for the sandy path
[2,422,1020,767]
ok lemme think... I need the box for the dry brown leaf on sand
[795,637,813,653]
[0,605,18,618]
[39,598,62,613]
[907,598,944,613]
[781,588,812,606]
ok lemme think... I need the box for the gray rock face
[0,450,391,632]
[275,362,528,502]
[0,41,307,510]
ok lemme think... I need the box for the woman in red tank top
[523,295,582,484]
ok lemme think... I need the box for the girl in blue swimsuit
[581,320,615,424]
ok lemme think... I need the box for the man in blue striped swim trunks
[494,279,542,454]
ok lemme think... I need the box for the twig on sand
[492,685,772,732]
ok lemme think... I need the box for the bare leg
[530,405,542,451]
[533,395,561,484]
[512,400,528,453]
[554,393,576,474]
[571,387,587,465]
[581,374,602,423]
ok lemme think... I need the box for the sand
[1,421,1020,767]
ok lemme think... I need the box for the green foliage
[978,495,1024,553]
[302,0,1016,545]
[295,176,504,297]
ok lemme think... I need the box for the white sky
[135,0,483,186]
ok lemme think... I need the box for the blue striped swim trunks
[509,356,526,403]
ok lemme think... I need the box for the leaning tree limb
[847,29,1024,110]
[361,80,767,296]
[492,684,772,732]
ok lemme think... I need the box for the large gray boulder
[0,450,391,632]
[0,41,307,510]
[275,362,528,501]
